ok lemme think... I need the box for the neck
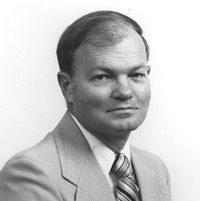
[100,134,131,153]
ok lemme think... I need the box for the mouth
[107,106,139,113]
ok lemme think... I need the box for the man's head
[57,11,151,151]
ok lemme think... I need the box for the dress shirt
[69,112,131,189]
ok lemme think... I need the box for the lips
[107,106,139,112]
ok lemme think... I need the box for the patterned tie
[111,153,140,201]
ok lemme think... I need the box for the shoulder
[3,132,58,170]
[131,145,171,191]
[131,145,171,180]
[131,145,167,167]
[0,133,62,201]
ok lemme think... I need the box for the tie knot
[111,153,133,178]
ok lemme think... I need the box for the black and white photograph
[0,1,200,201]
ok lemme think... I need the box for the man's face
[69,30,151,148]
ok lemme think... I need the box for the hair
[56,10,150,75]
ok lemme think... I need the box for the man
[0,11,172,201]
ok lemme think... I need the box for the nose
[111,76,133,101]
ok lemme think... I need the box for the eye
[129,70,148,82]
[132,73,146,78]
[92,74,111,82]
[94,74,108,80]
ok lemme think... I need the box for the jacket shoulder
[0,133,62,201]
[131,145,168,170]
[131,145,172,199]
[3,133,58,169]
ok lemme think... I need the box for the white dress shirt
[69,113,131,190]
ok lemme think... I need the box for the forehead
[73,29,147,72]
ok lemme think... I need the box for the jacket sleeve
[162,160,172,201]
[155,155,172,201]
[0,157,63,201]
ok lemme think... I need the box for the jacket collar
[53,111,116,201]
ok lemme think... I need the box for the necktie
[111,153,140,201]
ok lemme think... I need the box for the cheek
[136,84,151,106]
[74,84,110,108]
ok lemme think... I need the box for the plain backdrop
[0,0,200,200]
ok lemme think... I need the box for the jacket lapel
[53,112,116,201]
[131,147,164,201]
[76,152,116,201]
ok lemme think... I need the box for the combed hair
[56,10,150,75]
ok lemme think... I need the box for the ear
[147,65,151,75]
[57,71,74,104]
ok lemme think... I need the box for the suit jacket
[0,112,172,201]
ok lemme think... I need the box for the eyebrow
[92,64,147,73]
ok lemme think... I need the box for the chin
[114,116,143,130]
[109,121,140,133]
